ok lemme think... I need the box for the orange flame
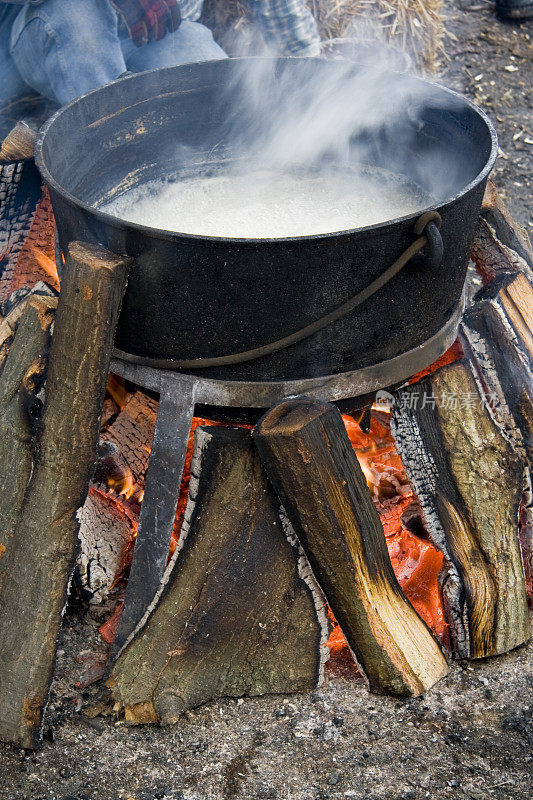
[29,246,59,284]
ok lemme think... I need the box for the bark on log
[0,242,130,748]
[108,426,329,724]
[0,285,56,376]
[0,293,56,563]
[390,359,530,660]
[253,398,449,698]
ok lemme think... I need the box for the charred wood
[76,488,136,604]
[92,440,134,498]
[0,160,44,300]
[471,184,532,283]
[253,398,449,697]
[108,426,329,724]
[104,389,157,488]
[76,440,135,603]
[480,181,532,269]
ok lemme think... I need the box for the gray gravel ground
[0,605,531,800]
[1,4,532,799]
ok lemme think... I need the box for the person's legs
[9,0,126,106]
[0,21,28,109]
[120,20,227,72]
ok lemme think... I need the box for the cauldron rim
[35,57,498,246]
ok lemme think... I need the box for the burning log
[390,359,530,659]
[0,242,130,749]
[253,398,449,698]
[104,389,157,487]
[108,426,329,724]
[68,424,137,602]
[76,488,135,604]
[76,442,135,603]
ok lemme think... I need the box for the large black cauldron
[35,58,497,382]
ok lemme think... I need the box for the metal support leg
[111,373,197,659]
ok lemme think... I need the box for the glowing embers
[0,187,59,299]
[93,389,447,658]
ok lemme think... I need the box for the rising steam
[101,52,475,236]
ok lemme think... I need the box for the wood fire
[0,149,530,747]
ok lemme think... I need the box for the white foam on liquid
[100,167,434,239]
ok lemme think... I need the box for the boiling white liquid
[100,168,433,238]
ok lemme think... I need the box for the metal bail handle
[114,210,445,371]
[413,210,443,270]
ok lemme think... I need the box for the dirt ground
[440,1,532,232]
[1,5,532,800]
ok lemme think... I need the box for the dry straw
[202,0,445,71]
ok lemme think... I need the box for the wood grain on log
[108,426,329,724]
[0,121,37,164]
[0,242,130,748]
[461,272,533,600]
[391,360,530,660]
[253,398,448,698]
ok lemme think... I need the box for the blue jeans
[9,0,226,106]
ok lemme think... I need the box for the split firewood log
[460,271,533,600]
[253,398,449,698]
[0,121,38,164]
[390,359,530,659]
[0,283,56,375]
[0,242,130,749]
[108,426,329,724]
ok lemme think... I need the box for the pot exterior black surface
[36,59,497,382]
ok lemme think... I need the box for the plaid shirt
[192,0,321,55]
[1,0,320,55]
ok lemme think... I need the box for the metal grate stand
[108,299,462,659]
